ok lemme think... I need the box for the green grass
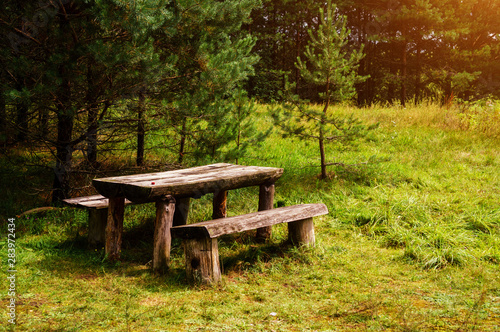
[1,102,500,331]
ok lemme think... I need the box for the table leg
[212,190,228,219]
[153,195,176,273]
[256,183,275,242]
[173,197,190,227]
[105,197,125,260]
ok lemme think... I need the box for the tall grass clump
[455,99,500,137]
[358,99,500,138]
[355,195,477,269]
[324,102,500,269]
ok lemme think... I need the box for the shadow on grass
[21,218,192,288]
[24,221,304,289]
[217,233,304,273]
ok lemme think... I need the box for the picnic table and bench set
[63,163,328,284]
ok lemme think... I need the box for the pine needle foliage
[271,0,374,179]
[295,0,368,104]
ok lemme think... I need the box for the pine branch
[324,134,350,141]
[299,161,369,169]
[0,18,42,46]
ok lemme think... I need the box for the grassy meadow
[1,102,500,331]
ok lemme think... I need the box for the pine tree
[272,0,373,179]
[250,0,500,104]
[156,0,260,164]
[230,88,271,165]
[190,87,270,164]
[1,0,260,201]
[246,0,323,101]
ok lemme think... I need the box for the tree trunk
[319,130,326,179]
[235,104,242,165]
[319,82,330,180]
[295,23,301,96]
[0,83,5,144]
[415,43,421,105]
[400,42,407,107]
[388,60,396,104]
[15,82,29,142]
[39,108,49,140]
[356,8,367,106]
[443,74,453,107]
[178,118,186,164]
[272,5,278,70]
[136,92,145,166]
[52,10,74,203]
[86,62,98,167]
[87,107,98,167]
[52,111,74,202]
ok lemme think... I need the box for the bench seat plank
[63,195,132,209]
[63,195,132,247]
[171,204,328,239]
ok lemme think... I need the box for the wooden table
[92,163,283,272]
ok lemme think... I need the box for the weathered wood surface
[176,204,327,284]
[88,209,108,246]
[212,190,228,220]
[93,163,283,203]
[171,204,328,240]
[153,196,176,273]
[105,197,125,260]
[255,183,275,242]
[184,237,221,284]
[288,217,315,247]
[63,195,132,247]
[63,195,132,209]
[173,197,190,227]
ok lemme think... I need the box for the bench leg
[212,190,227,219]
[184,237,221,284]
[105,197,125,260]
[256,183,275,242]
[288,217,315,247]
[88,208,107,247]
[153,196,176,273]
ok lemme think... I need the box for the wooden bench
[62,195,132,246]
[171,203,328,284]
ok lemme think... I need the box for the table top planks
[92,163,284,203]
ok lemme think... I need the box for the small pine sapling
[271,0,375,179]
